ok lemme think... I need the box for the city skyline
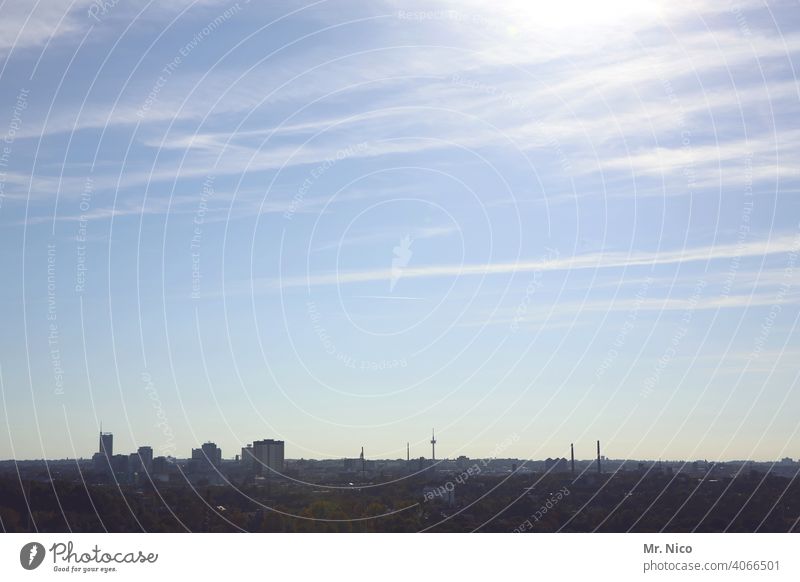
[2,425,797,534]
[1,0,799,464]
[2,428,796,464]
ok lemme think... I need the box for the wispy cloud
[0,1,87,55]
[11,1,797,211]
[312,223,458,252]
[463,289,800,330]
[257,233,800,291]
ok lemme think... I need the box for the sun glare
[497,0,664,31]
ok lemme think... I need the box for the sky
[0,0,799,462]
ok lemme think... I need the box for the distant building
[128,453,139,475]
[203,442,222,466]
[111,454,129,476]
[99,432,113,458]
[137,446,153,473]
[241,445,254,470]
[251,439,284,477]
[190,442,222,473]
[152,456,170,475]
[94,432,114,472]
[91,453,106,472]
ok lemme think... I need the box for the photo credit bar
[1,534,797,580]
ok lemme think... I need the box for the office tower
[252,439,285,476]
[99,432,113,459]
[94,431,114,472]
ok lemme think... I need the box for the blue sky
[1,0,799,462]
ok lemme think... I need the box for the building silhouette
[242,439,284,477]
[99,432,113,458]
[190,442,222,473]
[137,446,153,474]
[241,444,253,468]
[92,431,114,472]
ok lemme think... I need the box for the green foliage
[0,471,796,532]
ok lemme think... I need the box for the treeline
[0,471,797,532]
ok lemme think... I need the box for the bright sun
[494,0,665,31]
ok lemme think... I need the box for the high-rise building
[137,446,153,473]
[190,442,222,473]
[99,432,113,458]
[252,439,284,477]
[202,442,222,467]
[94,431,113,472]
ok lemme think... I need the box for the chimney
[596,440,601,474]
[571,443,575,474]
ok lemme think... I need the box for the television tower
[407,442,410,461]
[360,446,365,478]
[430,429,437,462]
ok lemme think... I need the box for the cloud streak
[259,233,800,290]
